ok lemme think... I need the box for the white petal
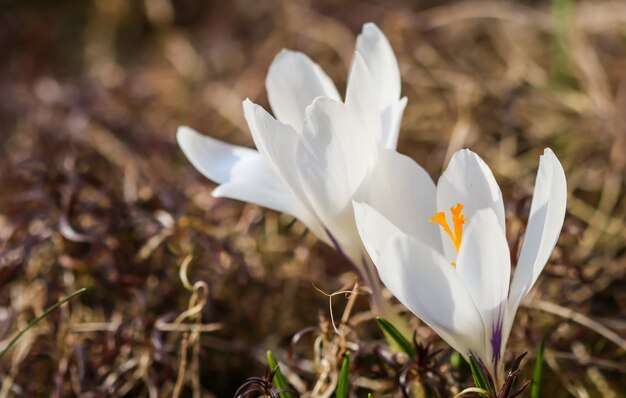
[436,149,506,261]
[243,100,303,198]
[242,100,328,242]
[381,97,407,149]
[353,201,402,264]
[345,52,381,147]
[365,149,442,253]
[177,126,326,243]
[211,154,299,216]
[177,126,258,184]
[508,149,567,313]
[266,50,341,132]
[178,126,296,214]
[355,23,401,116]
[376,234,486,360]
[295,97,377,250]
[455,209,511,372]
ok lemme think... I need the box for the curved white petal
[177,126,327,244]
[381,97,407,149]
[295,97,377,250]
[243,100,303,198]
[456,209,511,373]
[211,155,299,215]
[376,234,486,360]
[436,149,506,261]
[242,100,328,242]
[355,23,401,116]
[266,50,341,132]
[353,201,402,264]
[365,149,442,253]
[178,126,298,215]
[355,23,403,148]
[345,52,381,147]
[177,126,258,184]
[508,149,567,313]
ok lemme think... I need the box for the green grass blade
[531,335,547,398]
[550,0,574,85]
[266,350,293,398]
[0,288,86,359]
[468,354,493,397]
[336,352,350,398]
[375,316,415,356]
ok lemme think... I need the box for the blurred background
[0,0,625,396]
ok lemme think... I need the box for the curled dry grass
[0,0,624,396]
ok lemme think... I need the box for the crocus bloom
[177,23,406,315]
[354,148,566,385]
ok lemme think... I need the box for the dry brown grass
[0,0,624,396]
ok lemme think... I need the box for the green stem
[0,288,86,359]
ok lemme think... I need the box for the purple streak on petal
[490,309,504,372]
[324,227,351,263]
[323,226,363,273]
[323,227,367,274]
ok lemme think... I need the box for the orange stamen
[429,203,467,253]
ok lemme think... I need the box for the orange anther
[429,203,467,253]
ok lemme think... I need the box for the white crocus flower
[354,148,566,386]
[177,23,407,315]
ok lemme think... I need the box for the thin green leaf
[266,350,293,398]
[0,288,86,359]
[336,352,350,398]
[468,354,493,397]
[531,335,547,398]
[550,0,574,85]
[375,317,416,356]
